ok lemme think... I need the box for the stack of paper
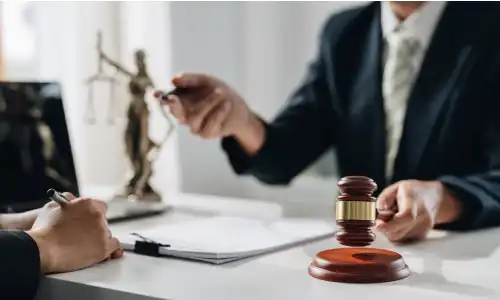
[117,216,337,264]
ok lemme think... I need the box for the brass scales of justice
[84,31,177,203]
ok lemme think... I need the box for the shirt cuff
[221,136,254,175]
[435,177,482,231]
[221,118,272,175]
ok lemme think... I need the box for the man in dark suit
[160,2,500,243]
[0,194,123,299]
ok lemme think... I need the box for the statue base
[113,182,163,203]
[118,192,162,203]
[106,191,168,222]
[308,248,410,284]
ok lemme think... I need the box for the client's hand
[27,196,123,274]
[0,192,76,230]
[31,192,76,230]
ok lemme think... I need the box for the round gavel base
[308,248,410,284]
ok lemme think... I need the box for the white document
[117,216,337,264]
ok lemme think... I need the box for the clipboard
[117,216,337,264]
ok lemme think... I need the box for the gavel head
[335,176,377,247]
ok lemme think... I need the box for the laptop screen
[0,81,79,212]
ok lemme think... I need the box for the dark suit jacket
[222,2,500,231]
[0,230,41,299]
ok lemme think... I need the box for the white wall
[4,1,366,204]
[170,2,247,198]
[32,1,179,196]
[170,1,364,203]
[34,1,125,188]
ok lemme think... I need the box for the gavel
[309,176,410,284]
[335,176,396,247]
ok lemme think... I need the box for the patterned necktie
[382,33,420,181]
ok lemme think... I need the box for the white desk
[35,192,500,300]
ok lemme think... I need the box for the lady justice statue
[85,32,176,202]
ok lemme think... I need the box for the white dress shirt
[380,1,447,180]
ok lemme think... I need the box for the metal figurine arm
[94,30,134,78]
[149,79,175,135]
[100,53,135,78]
[147,77,155,88]
[84,32,121,123]
[147,80,177,162]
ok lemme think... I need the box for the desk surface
[36,191,500,300]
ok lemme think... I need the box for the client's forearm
[0,209,40,230]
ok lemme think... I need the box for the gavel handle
[376,209,396,222]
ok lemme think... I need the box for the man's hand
[0,192,76,230]
[375,180,462,243]
[27,196,123,274]
[157,73,266,155]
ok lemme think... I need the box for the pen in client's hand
[47,188,70,207]
[46,189,115,239]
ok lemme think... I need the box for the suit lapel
[348,6,387,187]
[394,3,479,180]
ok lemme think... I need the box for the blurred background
[0,1,365,205]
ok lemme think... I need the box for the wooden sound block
[308,248,410,284]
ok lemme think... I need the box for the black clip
[131,233,170,257]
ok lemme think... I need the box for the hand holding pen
[47,188,113,238]
[47,189,70,207]
[26,189,123,274]
[154,73,258,141]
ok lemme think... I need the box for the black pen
[47,189,70,208]
[154,87,192,101]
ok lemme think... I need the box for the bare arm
[0,209,41,230]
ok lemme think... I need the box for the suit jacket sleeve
[221,21,338,185]
[0,230,41,299]
[437,119,500,231]
[437,54,500,231]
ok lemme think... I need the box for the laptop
[0,81,167,222]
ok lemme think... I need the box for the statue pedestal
[106,192,168,222]
[121,192,162,203]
